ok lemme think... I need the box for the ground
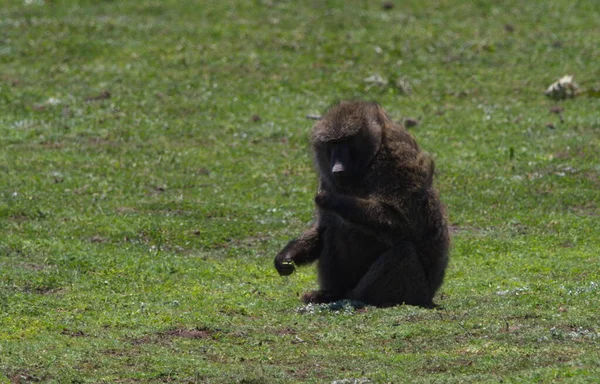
[0,1,599,383]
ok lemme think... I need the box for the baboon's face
[318,128,379,188]
[326,140,359,188]
[312,102,384,189]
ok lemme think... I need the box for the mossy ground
[0,1,599,383]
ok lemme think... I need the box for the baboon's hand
[315,190,337,211]
[274,247,296,276]
[274,227,322,275]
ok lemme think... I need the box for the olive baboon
[274,101,449,307]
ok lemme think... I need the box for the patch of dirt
[2,75,20,87]
[132,327,217,345]
[508,222,529,235]
[215,233,270,249]
[584,171,599,186]
[86,137,117,147]
[274,327,297,336]
[161,327,214,339]
[554,149,586,160]
[9,210,46,221]
[116,206,137,214]
[448,224,484,235]
[505,313,541,320]
[500,322,523,333]
[102,348,128,357]
[233,234,270,247]
[85,90,111,102]
[39,141,65,149]
[448,224,461,234]
[423,361,448,374]
[422,357,473,374]
[571,204,598,216]
[143,185,168,197]
[61,328,87,337]
[163,208,187,216]
[286,368,309,381]
[11,371,42,383]
[130,334,155,345]
[24,285,63,295]
[72,185,90,195]
[559,241,574,248]
[193,167,210,176]
[90,235,109,243]
[19,263,51,271]
[8,213,27,222]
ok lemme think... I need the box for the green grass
[1,0,599,382]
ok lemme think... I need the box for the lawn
[0,0,599,383]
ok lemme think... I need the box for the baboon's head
[311,101,385,189]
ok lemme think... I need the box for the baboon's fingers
[274,247,296,275]
[275,260,295,276]
[302,290,339,304]
[314,190,335,210]
[302,291,320,303]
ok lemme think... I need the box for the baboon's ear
[363,104,386,143]
[375,105,392,126]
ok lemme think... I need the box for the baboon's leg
[302,239,346,304]
[349,241,432,307]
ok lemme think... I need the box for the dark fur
[274,101,449,307]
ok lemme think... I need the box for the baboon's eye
[326,146,333,159]
[348,147,357,160]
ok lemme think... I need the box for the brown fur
[274,101,449,307]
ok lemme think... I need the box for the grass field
[1,1,599,383]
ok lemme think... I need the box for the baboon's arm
[274,224,323,276]
[315,191,422,240]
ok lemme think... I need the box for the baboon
[274,101,449,308]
